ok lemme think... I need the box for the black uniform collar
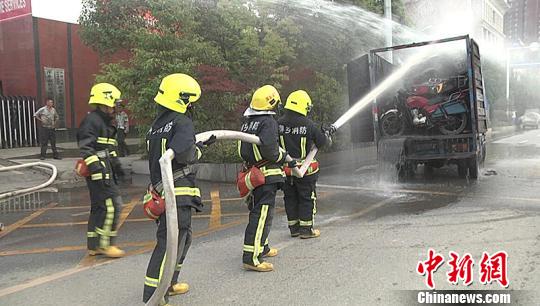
[283,109,305,119]
[94,108,113,124]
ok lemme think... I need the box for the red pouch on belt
[75,159,90,177]
[143,187,166,220]
[284,160,319,177]
[237,166,265,198]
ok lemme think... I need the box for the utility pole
[384,0,393,62]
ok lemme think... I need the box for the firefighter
[278,90,332,239]
[239,85,288,272]
[78,83,126,258]
[143,73,215,305]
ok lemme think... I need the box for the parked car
[519,112,540,129]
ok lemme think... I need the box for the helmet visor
[306,103,312,114]
[180,92,197,102]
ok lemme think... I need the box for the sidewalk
[1,138,140,160]
[0,138,141,189]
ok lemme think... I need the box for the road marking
[271,198,395,253]
[45,196,245,211]
[2,208,287,257]
[0,202,57,239]
[71,211,90,217]
[0,216,254,298]
[317,184,540,203]
[345,197,396,220]
[50,206,88,210]
[354,164,377,173]
[209,187,222,228]
[77,197,139,268]
[0,245,89,256]
[19,212,253,229]
[21,221,88,228]
[130,217,251,256]
[0,263,105,298]
[117,198,139,228]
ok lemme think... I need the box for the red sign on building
[0,0,32,22]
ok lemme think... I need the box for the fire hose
[0,162,58,200]
[146,130,324,305]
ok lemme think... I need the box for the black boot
[299,227,320,239]
[289,224,300,237]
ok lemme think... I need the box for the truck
[347,35,488,179]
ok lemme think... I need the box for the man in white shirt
[115,102,130,156]
[34,98,60,160]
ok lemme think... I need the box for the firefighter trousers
[143,205,193,303]
[87,195,122,250]
[242,183,278,266]
[282,177,317,235]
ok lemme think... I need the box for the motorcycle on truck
[347,35,488,180]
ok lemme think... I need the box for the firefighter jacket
[78,109,123,202]
[278,110,327,178]
[239,112,287,185]
[146,108,203,211]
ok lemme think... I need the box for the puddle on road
[377,137,406,184]
[0,181,142,216]
[0,191,57,214]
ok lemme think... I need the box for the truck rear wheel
[467,157,479,179]
[457,162,467,178]
[398,162,415,181]
[424,163,434,177]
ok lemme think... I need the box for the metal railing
[0,192,43,214]
[1,96,38,149]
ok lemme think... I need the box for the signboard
[0,0,32,22]
[44,67,66,128]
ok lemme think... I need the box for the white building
[403,0,510,48]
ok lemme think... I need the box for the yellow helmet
[250,85,281,111]
[285,90,312,116]
[89,83,122,107]
[154,73,201,113]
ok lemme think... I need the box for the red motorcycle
[380,75,469,136]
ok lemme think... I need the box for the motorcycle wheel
[381,111,405,136]
[439,113,468,135]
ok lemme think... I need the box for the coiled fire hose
[0,162,58,200]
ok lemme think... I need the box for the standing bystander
[115,102,130,156]
[34,98,60,160]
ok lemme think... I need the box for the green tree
[79,0,400,161]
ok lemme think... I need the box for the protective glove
[113,164,126,183]
[196,135,217,149]
[322,124,336,147]
[287,160,298,168]
[322,124,337,135]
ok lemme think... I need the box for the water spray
[194,46,435,180]
[296,47,435,172]
[333,47,433,130]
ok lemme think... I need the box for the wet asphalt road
[0,129,539,305]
